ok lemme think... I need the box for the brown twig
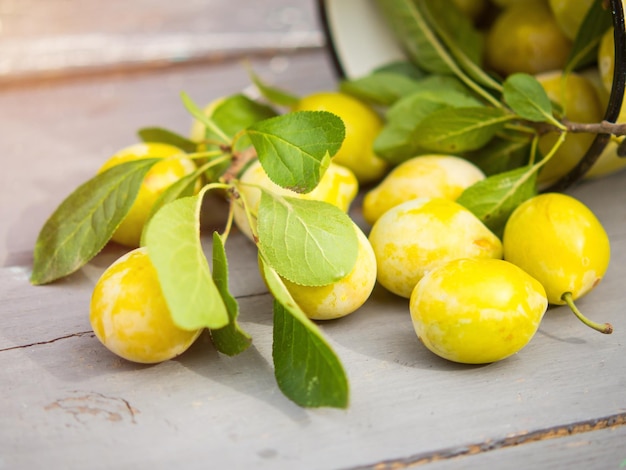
[562,119,626,135]
[533,119,626,136]
[221,146,258,184]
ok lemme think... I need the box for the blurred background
[0,0,325,82]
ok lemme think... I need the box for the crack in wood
[0,331,94,352]
[349,412,626,469]
[236,291,271,300]
[0,292,269,353]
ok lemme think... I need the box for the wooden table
[2,2,625,469]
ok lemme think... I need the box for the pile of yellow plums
[89,91,383,364]
[364,157,611,364]
[90,143,203,363]
[87,1,619,368]
[480,0,626,182]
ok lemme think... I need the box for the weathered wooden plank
[382,425,626,469]
[0,233,266,350]
[1,278,625,470]
[1,167,625,469]
[0,0,321,38]
[0,0,324,80]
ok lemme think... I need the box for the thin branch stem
[532,119,626,137]
[535,132,568,170]
[221,146,258,184]
[187,149,228,161]
[561,292,613,334]
[231,187,259,244]
[561,119,626,135]
[221,199,236,242]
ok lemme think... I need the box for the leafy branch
[544,119,626,136]
[30,89,355,410]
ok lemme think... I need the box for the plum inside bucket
[317,0,626,191]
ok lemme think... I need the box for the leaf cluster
[30,85,356,409]
[28,0,619,409]
[341,0,615,236]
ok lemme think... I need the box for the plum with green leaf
[269,222,376,320]
[97,143,200,248]
[232,159,359,242]
[292,91,389,184]
[90,247,203,364]
[535,71,604,185]
[31,91,356,409]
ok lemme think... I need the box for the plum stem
[561,292,613,334]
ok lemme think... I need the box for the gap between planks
[349,412,626,469]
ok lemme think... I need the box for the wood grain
[2,168,625,469]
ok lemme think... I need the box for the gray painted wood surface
[1,2,625,469]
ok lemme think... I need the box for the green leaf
[339,72,423,106]
[456,165,538,238]
[31,159,159,285]
[142,165,205,237]
[374,0,497,94]
[143,190,229,330]
[248,67,300,107]
[256,191,358,287]
[463,135,532,176]
[373,60,426,80]
[376,0,506,106]
[374,86,481,164]
[374,121,430,165]
[565,0,613,73]
[246,111,345,193]
[417,0,482,70]
[206,94,278,151]
[418,0,503,92]
[209,232,252,356]
[137,127,198,153]
[273,301,349,408]
[376,0,452,74]
[260,260,349,408]
[413,107,512,153]
[181,92,231,145]
[387,86,482,123]
[404,74,473,97]
[419,0,483,64]
[503,73,555,123]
